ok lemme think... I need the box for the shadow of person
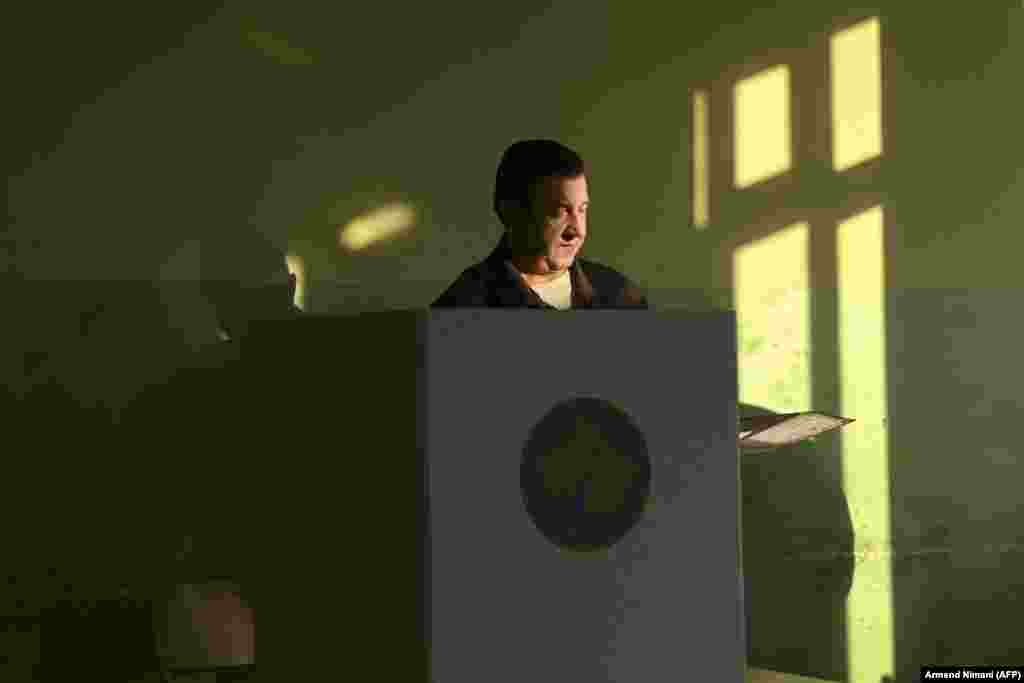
[739,402,855,681]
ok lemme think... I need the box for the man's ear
[501,197,540,237]
[496,198,515,228]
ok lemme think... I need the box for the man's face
[508,174,589,276]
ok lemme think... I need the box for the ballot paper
[738,412,855,453]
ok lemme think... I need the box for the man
[432,140,648,309]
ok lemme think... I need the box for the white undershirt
[527,269,573,310]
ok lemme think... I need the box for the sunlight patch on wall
[693,90,710,229]
[831,18,882,172]
[837,205,892,682]
[733,223,811,413]
[285,252,306,310]
[734,66,792,189]
[337,203,416,251]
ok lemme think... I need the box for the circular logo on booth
[520,397,652,553]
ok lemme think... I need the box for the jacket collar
[484,234,595,308]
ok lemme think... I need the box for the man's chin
[544,254,575,271]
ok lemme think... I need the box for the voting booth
[187,309,745,681]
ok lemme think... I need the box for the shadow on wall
[739,402,854,682]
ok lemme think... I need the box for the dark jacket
[432,236,649,309]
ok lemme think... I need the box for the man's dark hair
[493,140,586,227]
